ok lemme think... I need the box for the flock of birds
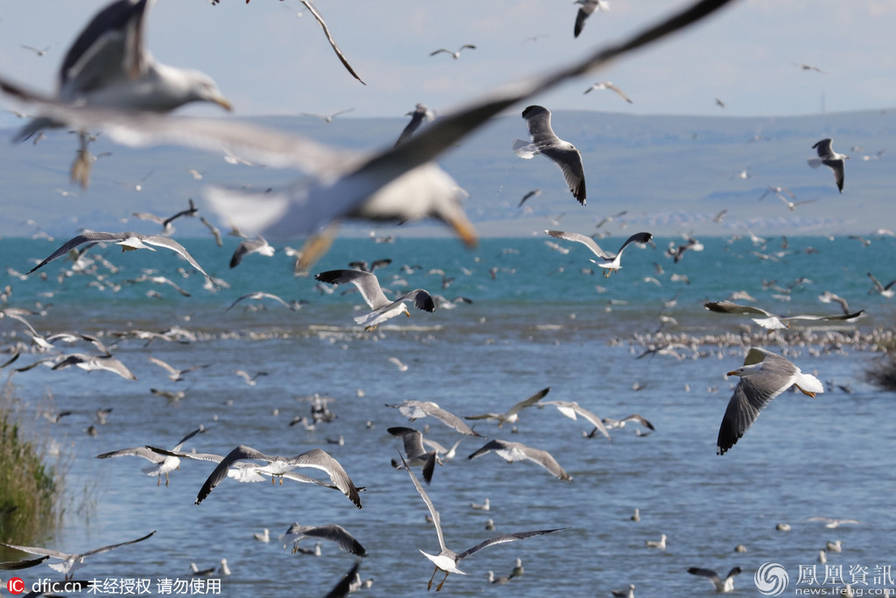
[0,0,885,596]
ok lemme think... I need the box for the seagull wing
[95,446,158,461]
[420,402,479,436]
[429,49,452,57]
[80,530,156,558]
[199,216,223,247]
[290,448,362,509]
[393,289,436,312]
[0,543,69,560]
[324,561,361,598]
[28,232,123,273]
[395,109,427,146]
[605,82,633,103]
[171,426,205,452]
[704,301,773,318]
[615,232,653,256]
[148,356,179,377]
[546,230,611,259]
[687,567,721,584]
[400,454,447,553]
[457,529,564,561]
[823,159,844,192]
[506,386,551,416]
[299,0,365,85]
[0,555,50,570]
[621,414,655,430]
[140,235,211,279]
[567,402,611,439]
[812,138,833,157]
[292,524,366,556]
[388,426,428,459]
[783,310,864,323]
[195,445,270,504]
[315,269,389,310]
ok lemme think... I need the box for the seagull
[281,523,366,556]
[399,454,563,591]
[162,198,199,230]
[10,0,231,186]
[148,357,208,382]
[253,528,270,543]
[429,45,476,60]
[0,0,736,251]
[468,439,571,480]
[314,269,435,329]
[687,567,742,593]
[582,81,632,103]
[385,400,479,436]
[230,236,275,268]
[1,531,155,580]
[517,188,542,207]
[302,108,354,123]
[717,348,824,455]
[601,414,654,433]
[611,584,636,598]
[546,230,652,277]
[645,534,667,549]
[188,445,362,507]
[51,353,136,381]
[867,272,896,298]
[539,400,611,439]
[27,231,212,281]
[514,106,586,205]
[758,185,795,201]
[199,216,223,247]
[808,138,847,192]
[796,63,824,73]
[704,300,864,330]
[807,517,861,529]
[395,103,435,146]
[235,369,269,386]
[389,426,440,484]
[21,44,51,57]
[464,387,551,428]
[778,196,818,211]
[96,427,204,486]
[471,498,490,511]
[226,292,299,312]
[715,97,726,108]
[324,561,362,598]
[574,0,610,38]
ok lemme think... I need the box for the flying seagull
[324,561,362,598]
[546,230,652,277]
[539,400,610,439]
[687,566,742,592]
[464,387,551,428]
[230,236,275,268]
[302,108,355,124]
[395,103,435,147]
[808,138,847,192]
[27,231,212,280]
[51,353,136,381]
[389,426,440,484]
[866,272,895,298]
[226,291,299,312]
[96,426,204,486]
[385,400,479,436]
[514,106,586,205]
[582,81,631,103]
[148,357,209,382]
[704,300,864,330]
[1,531,155,580]
[429,45,476,60]
[399,454,563,591]
[281,523,366,556]
[21,45,51,57]
[601,414,654,433]
[517,188,542,207]
[468,439,571,480]
[314,269,435,329]
[574,0,610,38]
[717,348,824,455]
[189,445,362,507]
[0,0,734,252]
[806,516,861,529]
[11,0,230,187]
[214,0,365,85]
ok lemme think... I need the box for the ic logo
[6,577,25,595]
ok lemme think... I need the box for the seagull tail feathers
[796,372,824,394]
[513,140,539,159]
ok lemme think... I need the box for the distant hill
[0,108,893,238]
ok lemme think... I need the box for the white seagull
[429,45,476,60]
[574,0,610,38]
[468,439,571,480]
[704,300,864,330]
[302,108,355,124]
[314,269,435,329]
[464,387,551,428]
[687,566,742,592]
[96,426,204,486]
[230,236,275,268]
[583,81,631,103]
[514,106,586,205]
[385,400,479,436]
[717,348,824,455]
[539,400,611,439]
[546,230,653,277]
[399,454,562,591]
[808,138,847,193]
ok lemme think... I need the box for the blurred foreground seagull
[547,230,653,277]
[574,0,610,38]
[468,439,571,480]
[11,0,230,187]
[704,300,864,330]
[808,138,847,192]
[514,106,587,205]
[464,387,551,428]
[386,400,479,436]
[0,0,736,248]
[96,426,204,486]
[717,348,824,455]
[687,566,742,592]
[399,454,563,591]
[1,531,155,581]
[315,269,435,329]
[27,231,212,281]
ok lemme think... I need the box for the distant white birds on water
[687,566,742,592]
[645,534,667,549]
[808,138,847,192]
[717,348,824,455]
[514,106,586,205]
[314,269,436,329]
[398,454,562,591]
[546,230,653,277]
[429,45,477,60]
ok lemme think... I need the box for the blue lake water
[1,235,894,596]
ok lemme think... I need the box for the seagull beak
[405,311,411,318]
[212,96,233,112]
[448,215,478,248]
[725,370,739,377]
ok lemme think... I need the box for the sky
[0,0,894,125]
